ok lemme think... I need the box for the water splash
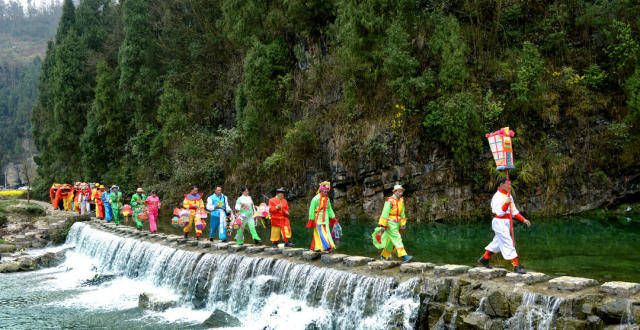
[505,292,563,330]
[66,222,421,329]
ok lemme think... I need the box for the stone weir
[72,220,639,329]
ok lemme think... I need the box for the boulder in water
[138,292,177,312]
[201,309,241,328]
[82,274,116,286]
[16,256,36,270]
[0,243,17,253]
[0,261,20,273]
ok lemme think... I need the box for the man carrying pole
[478,127,531,274]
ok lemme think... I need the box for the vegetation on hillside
[31,0,640,219]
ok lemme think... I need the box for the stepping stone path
[599,281,640,297]
[468,267,507,280]
[321,254,348,264]
[264,247,282,255]
[548,276,598,291]
[368,260,400,270]
[400,262,435,274]
[228,245,246,252]
[434,264,470,276]
[343,256,374,267]
[213,242,232,250]
[301,251,320,261]
[504,272,549,284]
[245,246,266,254]
[197,241,212,248]
[282,248,306,257]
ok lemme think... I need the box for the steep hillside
[32,0,640,220]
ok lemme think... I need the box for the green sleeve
[327,199,335,219]
[381,201,391,218]
[308,196,318,220]
[401,201,406,218]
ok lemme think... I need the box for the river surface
[0,214,638,329]
[154,212,640,283]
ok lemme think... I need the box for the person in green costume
[130,188,147,230]
[234,186,262,245]
[109,186,123,225]
[373,184,412,263]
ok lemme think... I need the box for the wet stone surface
[599,281,640,297]
[504,271,550,284]
[343,256,375,267]
[321,253,348,264]
[434,264,470,276]
[549,276,599,291]
[468,267,508,280]
[302,251,320,261]
[368,260,400,270]
[399,262,434,274]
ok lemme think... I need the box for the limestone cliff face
[279,125,640,222]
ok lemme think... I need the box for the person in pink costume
[145,191,161,233]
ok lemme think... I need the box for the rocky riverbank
[0,199,78,273]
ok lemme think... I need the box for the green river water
[154,210,640,283]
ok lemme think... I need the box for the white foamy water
[59,222,423,329]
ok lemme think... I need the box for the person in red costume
[269,187,293,248]
[478,178,531,274]
[49,183,61,209]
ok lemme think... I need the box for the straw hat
[393,184,404,192]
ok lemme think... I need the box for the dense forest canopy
[0,0,61,180]
[31,0,640,219]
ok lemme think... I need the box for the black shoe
[209,237,214,242]
[222,239,227,243]
[271,243,278,248]
[478,257,492,269]
[513,265,527,274]
[183,233,188,239]
[284,242,294,247]
[255,239,262,244]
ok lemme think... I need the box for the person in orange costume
[73,182,81,213]
[182,186,205,239]
[60,184,74,211]
[94,184,105,219]
[49,183,61,209]
[269,187,293,248]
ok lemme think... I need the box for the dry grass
[0,190,26,198]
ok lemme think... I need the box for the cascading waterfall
[66,222,421,329]
[505,292,563,330]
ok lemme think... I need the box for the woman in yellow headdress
[306,181,337,253]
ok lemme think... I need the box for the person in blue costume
[102,186,113,222]
[206,186,232,242]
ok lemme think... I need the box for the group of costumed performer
[269,188,293,247]
[372,184,413,263]
[205,186,231,241]
[306,181,340,253]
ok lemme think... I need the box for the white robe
[484,189,521,260]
